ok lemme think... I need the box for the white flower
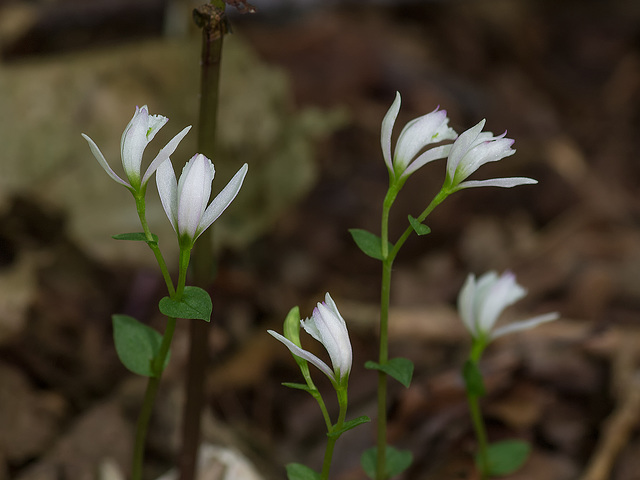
[444,120,537,192]
[458,271,559,341]
[156,154,248,247]
[82,105,191,192]
[268,293,352,384]
[381,92,458,182]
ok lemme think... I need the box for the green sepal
[112,314,169,377]
[158,286,212,322]
[365,357,414,388]
[281,382,316,394]
[479,440,531,476]
[328,416,370,438]
[361,446,413,479]
[286,463,321,480]
[348,228,392,261]
[112,232,159,244]
[462,360,486,397]
[408,215,431,236]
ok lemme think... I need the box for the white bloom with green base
[458,271,559,342]
[381,92,458,182]
[444,120,537,192]
[268,293,352,385]
[156,154,248,248]
[82,105,191,192]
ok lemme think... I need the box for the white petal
[146,114,168,142]
[120,106,149,184]
[394,109,450,172]
[156,159,179,233]
[381,92,401,173]
[455,177,538,191]
[457,273,478,337]
[491,312,560,340]
[447,119,486,179]
[82,134,131,188]
[455,137,515,181]
[177,154,213,239]
[142,125,192,186]
[267,330,335,381]
[478,272,526,334]
[314,302,352,379]
[195,163,248,240]
[401,144,452,178]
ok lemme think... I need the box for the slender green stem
[321,387,348,480]
[467,385,490,479]
[131,375,161,480]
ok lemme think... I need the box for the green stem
[467,387,490,479]
[321,387,348,480]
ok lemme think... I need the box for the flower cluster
[381,92,537,192]
[83,106,247,247]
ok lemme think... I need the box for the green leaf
[286,463,321,480]
[158,286,212,322]
[365,357,414,388]
[112,232,159,244]
[348,228,392,261]
[328,416,371,438]
[408,215,431,236]
[281,382,315,394]
[112,314,168,377]
[462,360,486,397]
[361,446,413,479]
[480,440,531,476]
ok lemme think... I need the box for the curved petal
[491,312,559,340]
[195,163,248,240]
[177,154,213,239]
[455,137,515,181]
[454,177,538,191]
[313,301,352,379]
[457,273,478,336]
[156,159,179,233]
[120,106,150,185]
[267,330,335,381]
[394,109,451,173]
[401,144,452,178]
[381,92,401,173]
[142,125,192,186]
[81,134,131,189]
[478,272,526,333]
[446,119,485,179]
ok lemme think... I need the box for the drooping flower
[458,271,559,343]
[156,154,248,248]
[381,92,458,183]
[443,120,537,192]
[82,105,191,193]
[268,293,352,385]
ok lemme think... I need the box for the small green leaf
[479,440,531,476]
[112,314,168,377]
[408,215,431,236]
[462,360,486,397]
[158,286,212,322]
[286,463,321,480]
[349,228,392,261]
[281,382,316,394]
[365,357,414,388]
[328,416,371,438]
[112,232,159,244]
[361,446,413,478]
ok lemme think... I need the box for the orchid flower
[458,271,559,346]
[381,92,458,184]
[82,105,191,193]
[443,120,537,192]
[156,154,248,248]
[268,293,352,386]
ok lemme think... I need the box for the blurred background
[1,0,640,479]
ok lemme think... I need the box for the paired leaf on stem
[408,215,431,236]
[112,232,159,244]
[158,286,213,322]
[365,357,414,388]
[286,463,321,480]
[112,314,169,377]
[349,229,393,261]
[478,440,531,476]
